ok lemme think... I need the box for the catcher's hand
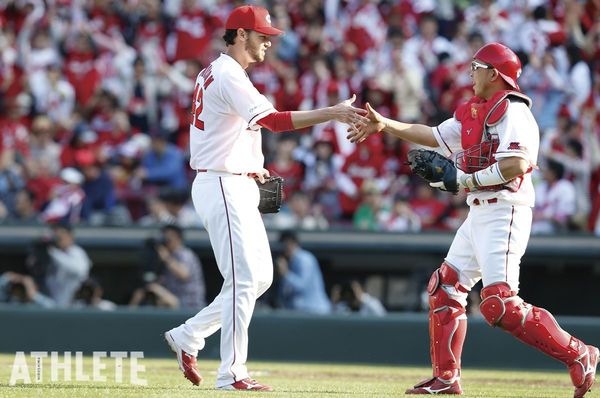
[407,149,459,194]
[346,102,385,144]
[256,176,284,213]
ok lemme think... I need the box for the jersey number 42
[191,73,214,131]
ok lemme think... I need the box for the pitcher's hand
[331,94,368,125]
[347,102,385,143]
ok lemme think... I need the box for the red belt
[472,198,498,206]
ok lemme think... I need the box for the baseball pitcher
[163,5,366,392]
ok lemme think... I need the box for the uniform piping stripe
[218,177,237,381]
[248,109,275,129]
[505,206,515,281]
[435,126,452,154]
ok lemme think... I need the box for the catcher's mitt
[407,149,458,194]
[256,176,284,213]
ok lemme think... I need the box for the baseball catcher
[256,176,284,213]
[347,42,598,398]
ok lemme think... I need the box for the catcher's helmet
[473,43,522,91]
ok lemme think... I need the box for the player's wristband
[472,163,508,187]
[257,111,293,132]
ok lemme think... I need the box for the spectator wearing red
[337,139,386,220]
[134,0,167,62]
[169,0,215,63]
[311,81,355,158]
[266,135,304,200]
[88,89,130,149]
[60,125,99,169]
[273,67,304,112]
[299,134,343,222]
[63,32,101,106]
[408,182,448,230]
[0,23,24,99]
[87,0,124,37]
[343,1,387,60]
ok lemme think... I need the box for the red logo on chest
[508,142,521,150]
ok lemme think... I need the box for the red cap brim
[254,26,284,35]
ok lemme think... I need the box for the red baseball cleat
[571,345,599,398]
[405,377,463,395]
[218,378,273,391]
[164,331,203,386]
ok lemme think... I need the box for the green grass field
[0,354,597,398]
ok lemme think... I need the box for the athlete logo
[466,128,472,136]
[266,14,271,24]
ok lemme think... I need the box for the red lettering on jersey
[191,66,215,131]
[508,142,521,150]
[203,75,214,90]
[191,82,205,130]
[199,65,213,80]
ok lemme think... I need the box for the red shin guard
[480,283,595,389]
[427,263,468,380]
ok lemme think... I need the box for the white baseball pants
[444,201,532,306]
[169,171,273,387]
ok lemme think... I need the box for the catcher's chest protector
[454,90,532,174]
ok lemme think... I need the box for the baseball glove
[407,149,459,194]
[256,176,284,214]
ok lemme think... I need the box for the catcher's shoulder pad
[486,98,509,127]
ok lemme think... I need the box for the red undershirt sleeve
[256,111,294,132]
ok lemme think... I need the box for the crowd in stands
[0,225,387,316]
[1,0,600,234]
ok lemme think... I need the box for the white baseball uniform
[431,100,539,303]
[168,53,276,388]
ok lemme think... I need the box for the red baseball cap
[225,5,283,36]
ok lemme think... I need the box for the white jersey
[433,101,539,207]
[189,54,276,173]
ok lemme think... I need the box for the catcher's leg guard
[480,283,599,397]
[428,263,468,379]
[406,263,467,395]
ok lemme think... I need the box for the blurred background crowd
[1,0,600,312]
[1,0,599,234]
